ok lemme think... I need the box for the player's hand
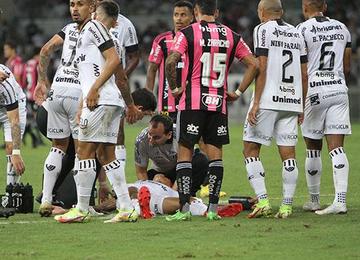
[126,104,143,124]
[298,113,304,125]
[10,154,25,175]
[34,81,48,106]
[98,183,112,204]
[248,103,259,126]
[0,70,9,82]
[227,91,240,102]
[86,88,99,111]
[171,87,183,98]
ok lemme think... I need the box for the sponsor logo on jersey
[272,96,301,104]
[48,128,64,134]
[217,125,227,136]
[328,124,349,130]
[310,79,342,88]
[273,28,300,38]
[279,85,295,95]
[62,68,79,78]
[89,27,101,43]
[310,24,343,34]
[93,64,100,77]
[54,77,80,85]
[186,124,199,135]
[309,93,320,106]
[199,24,227,36]
[201,94,223,108]
[261,29,266,47]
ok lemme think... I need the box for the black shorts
[176,110,229,148]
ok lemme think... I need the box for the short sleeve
[148,37,164,64]
[171,31,188,55]
[123,21,139,53]
[57,25,67,39]
[88,21,114,52]
[299,34,308,64]
[235,37,252,60]
[253,24,270,57]
[345,27,352,48]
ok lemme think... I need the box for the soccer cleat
[247,199,272,218]
[303,201,321,212]
[315,202,347,215]
[138,186,154,219]
[207,211,221,221]
[217,203,243,217]
[199,185,227,198]
[55,208,90,223]
[165,210,191,222]
[39,201,53,217]
[104,208,138,223]
[275,204,293,219]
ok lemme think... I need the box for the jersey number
[319,42,335,71]
[200,52,227,88]
[282,50,294,83]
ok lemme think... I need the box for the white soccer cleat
[303,201,321,212]
[315,202,347,215]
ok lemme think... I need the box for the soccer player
[0,64,26,184]
[3,40,25,88]
[34,0,91,217]
[298,0,352,215]
[165,0,258,221]
[244,0,308,219]
[135,114,208,196]
[146,0,194,121]
[56,0,140,224]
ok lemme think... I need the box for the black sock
[208,160,224,205]
[176,161,192,211]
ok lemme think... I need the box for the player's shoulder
[117,14,135,27]
[154,31,173,42]
[0,64,11,74]
[62,22,78,31]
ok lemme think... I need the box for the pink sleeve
[148,38,163,64]
[235,37,252,60]
[171,31,188,55]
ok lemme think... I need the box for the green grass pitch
[0,123,359,259]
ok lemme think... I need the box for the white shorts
[78,105,124,144]
[243,109,298,146]
[0,98,27,142]
[47,86,81,139]
[301,91,351,139]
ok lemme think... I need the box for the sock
[6,156,20,185]
[190,198,207,216]
[115,145,126,163]
[330,147,349,205]
[282,159,298,206]
[104,159,132,211]
[305,149,322,203]
[76,159,96,212]
[245,157,268,200]
[176,161,192,212]
[41,148,65,203]
[208,160,224,212]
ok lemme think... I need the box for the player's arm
[86,47,120,110]
[35,34,64,105]
[165,51,182,97]
[123,21,140,77]
[135,164,149,180]
[145,62,160,92]
[6,107,25,175]
[125,49,140,77]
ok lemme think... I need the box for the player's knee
[243,142,260,158]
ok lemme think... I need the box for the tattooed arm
[165,51,182,97]
[7,108,25,175]
[34,34,64,105]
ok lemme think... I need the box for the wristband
[235,89,242,97]
[12,149,21,155]
[171,87,179,94]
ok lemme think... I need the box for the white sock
[305,150,322,203]
[115,145,126,163]
[245,157,268,200]
[6,155,20,185]
[330,147,349,205]
[104,159,132,211]
[75,159,97,212]
[189,198,207,216]
[41,148,65,204]
[282,159,299,206]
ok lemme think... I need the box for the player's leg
[191,149,208,196]
[243,109,275,218]
[115,118,127,163]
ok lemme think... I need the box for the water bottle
[12,183,22,211]
[22,183,34,213]
[2,184,13,208]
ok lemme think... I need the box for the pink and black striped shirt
[171,21,252,114]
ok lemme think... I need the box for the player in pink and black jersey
[165,0,259,221]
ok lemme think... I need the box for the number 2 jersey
[171,21,252,114]
[253,19,307,113]
[297,16,351,96]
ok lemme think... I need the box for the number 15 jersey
[254,19,307,113]
[171,21,252,115]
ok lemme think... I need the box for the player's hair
[174,0,193,11]
[304,0,326,10]
[150,114,173,134]
[260,0,283,14]
[97,0,119,19]
[4,39,17,50]
[131,88,157,112]
[194,0,217,15]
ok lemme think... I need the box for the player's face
[173,6,193,32]
[70,0,94,24]
[148,123,172,145]
[3,44,13,59]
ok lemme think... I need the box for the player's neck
[308,12,324,19]
[77,18,91,31]
[263,15,282,23]
[198,14,215,23]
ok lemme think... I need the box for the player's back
[0,64,25,107]
[254,20,306,113]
